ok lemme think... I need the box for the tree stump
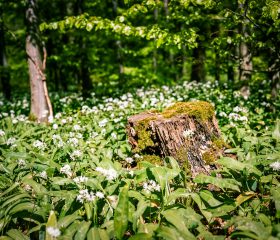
[126,101,227,176]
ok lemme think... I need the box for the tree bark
[0,4,11,100]
[26,0,53,122]
[127,102,225,176]
[191,44,206,82]
[76,0,93,98]
[238,2,252,84]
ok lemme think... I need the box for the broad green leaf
[156,225,187,240]
[150,166,167,191]
[74,221,91,240]
[217,157,262,176]
[57,212,81,229]
[114,184,129,239]
[0,183,19,198]
[129,233,153,240]
[271,187,280,218]
[161,209,196,240]
[194,174,241,192]
[46,211,58,240]
[132,200,148,232]
[6,229,29,240]
[199,190,223,207]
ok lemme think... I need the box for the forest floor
[0,80,280,239]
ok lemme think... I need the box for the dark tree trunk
[191,44,205,82]
[112,0,124,82]
[76,0,93,98]
[238,2,252,84]
[0,4,11,100]
[269,58,280,100]
[127,102,225,176]
[26,0,53,122]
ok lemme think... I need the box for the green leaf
[271,187,280,218]
[199,190,223,207]
[46,211,58,240]
[6,229,29,240]
[150,166,167,191]
[272,119,280,141]
[129,233,153,240]
[74,221,91,240]
[86,227,100,240]
[114,184,129,239]
[194,174,241,192]
[217,157,262,176]
[156,225,187,240]
[57,211,81,229]
[132,200,148,232]
[161,209,196,240]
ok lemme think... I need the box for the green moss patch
[162,101,215,121]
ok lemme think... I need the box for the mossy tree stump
[127,101,226,176]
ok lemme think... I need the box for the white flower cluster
[60,164,73,177]
[7,137,16,146]
[76,189,104,203]
[33,140,46,150]
[125,157,134,164]
[183,129,194,139]
[46,227,61,238]
[143,180,161,193]
[99,119,108,127]
[17,159,26,168]
[73,176,88,184]
[40,171,48,179]
[95,167,118,181]
[52,134,64,147]
[0,129,5,137]
[229,113,248,122]
[70,150,82,160]
[270,161,280,171]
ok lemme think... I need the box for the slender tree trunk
[191,44,205,82]
[112,0,124,82]
[269,57,280,100]
[26,0,53,122]
[238,2,252,84]
[0,4,11,99]
[153,7,158,73]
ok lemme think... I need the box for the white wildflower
[70,150,82,160]
[61,119,67,124]
[0,130,5,137]
[183,129,194,138]
[40,171,48,179]
[33,140,46,150]
[96,167,118,181]
[77,189,95,203]
[95,191,105,199]
[125,157,134,164]
[143,180,161,193]
[73,124,81,131]
[270,161,280,171]
[73,176,88,184]
[111,132,117,139]
[67,138,79,147]
[46,227,61,238]
[7,137,16,145]
[17,159,26,167]
[53,124,58,130]
[99,119,108,127]
[60,164,72,177]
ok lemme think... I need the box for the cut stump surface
[126,101,226,176]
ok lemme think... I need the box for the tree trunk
[269,59,280,100]
[238,2,252,84]
[0,4,11,100]
[127,101,226,176]
[76,0,93,98]
[26,0,53,122]
[191,44,205,82]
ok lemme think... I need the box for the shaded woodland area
[0,1,280,239]
[1,1,279,111]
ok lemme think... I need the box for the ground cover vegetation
[0,0,280,239]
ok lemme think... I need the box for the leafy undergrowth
[0,81,280,239]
